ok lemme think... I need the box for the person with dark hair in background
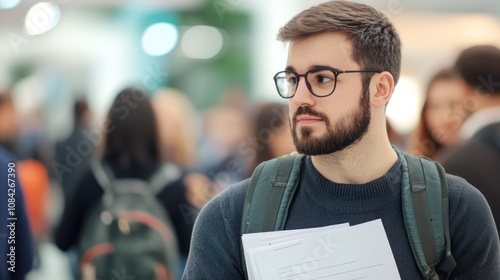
[245,102,295,177]
[0,145,35,280]
[55,87,196,279]
[409,68,469,162]
[53,98,94,201]
[443,45,500,235]
[183,1,499,279]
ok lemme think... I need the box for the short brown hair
[277,1,402,84]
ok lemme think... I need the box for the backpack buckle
[118,218,131,235]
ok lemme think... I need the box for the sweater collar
[301,155,402,203]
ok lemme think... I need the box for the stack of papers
[242,219,400,280]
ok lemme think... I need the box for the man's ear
[370,71,395,107]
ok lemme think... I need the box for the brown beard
[290,89,371,155]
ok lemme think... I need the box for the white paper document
[242,223,350,280]
[242,219,400,280]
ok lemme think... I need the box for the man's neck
[310,140,398,185]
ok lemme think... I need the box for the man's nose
[292,77,315,106]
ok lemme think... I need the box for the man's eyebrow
[285,65,343,73]
[309,65,342,72]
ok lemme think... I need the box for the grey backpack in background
[78,162,181,280]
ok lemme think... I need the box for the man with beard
[183,1,500,279]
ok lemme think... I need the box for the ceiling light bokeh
[181,25,224,60]
[0,0,20,9]
[141,22,178,56]
[24,2,61,36]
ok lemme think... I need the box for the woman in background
[245,102,296,176]
[55,87,196,280]
[153,88,199,169]
[408,68,470,162]
[153,88,219,209]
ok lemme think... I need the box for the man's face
[286,32,371,155]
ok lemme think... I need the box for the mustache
[292,106,329,124]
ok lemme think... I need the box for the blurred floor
[26,242,72,280]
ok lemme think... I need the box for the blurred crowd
[1,42,500,280]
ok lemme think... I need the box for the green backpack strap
[241,155,304,233]
[396,148,456,279]
[240,155,303,278]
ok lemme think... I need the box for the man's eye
[289,77,298,85]
[317,76,333,83]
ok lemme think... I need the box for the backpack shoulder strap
[241,155,304,234]
[148,162,182,195]
[396,148,456,280]
[90,161,118,209]
[240,155,303,279]
[91,161,159,204]
[90,161,114,192]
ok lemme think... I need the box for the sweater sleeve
[182,180,249,280]
[446,174,500,278]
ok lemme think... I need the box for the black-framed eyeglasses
[273,67,382,99]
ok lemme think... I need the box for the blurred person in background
[55,87,199,279]
[0,90,18,155]
[152,88,198,170]
[53,99,94,202]
[0,144,35,280]
[0,88,52,167]
[198,105,251,188]
[17,158,50,265]
[243,102,295,177]
[408,68,469,162]
[153,87,221,255]
[1,88,51,272]
[443,45,500,235]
